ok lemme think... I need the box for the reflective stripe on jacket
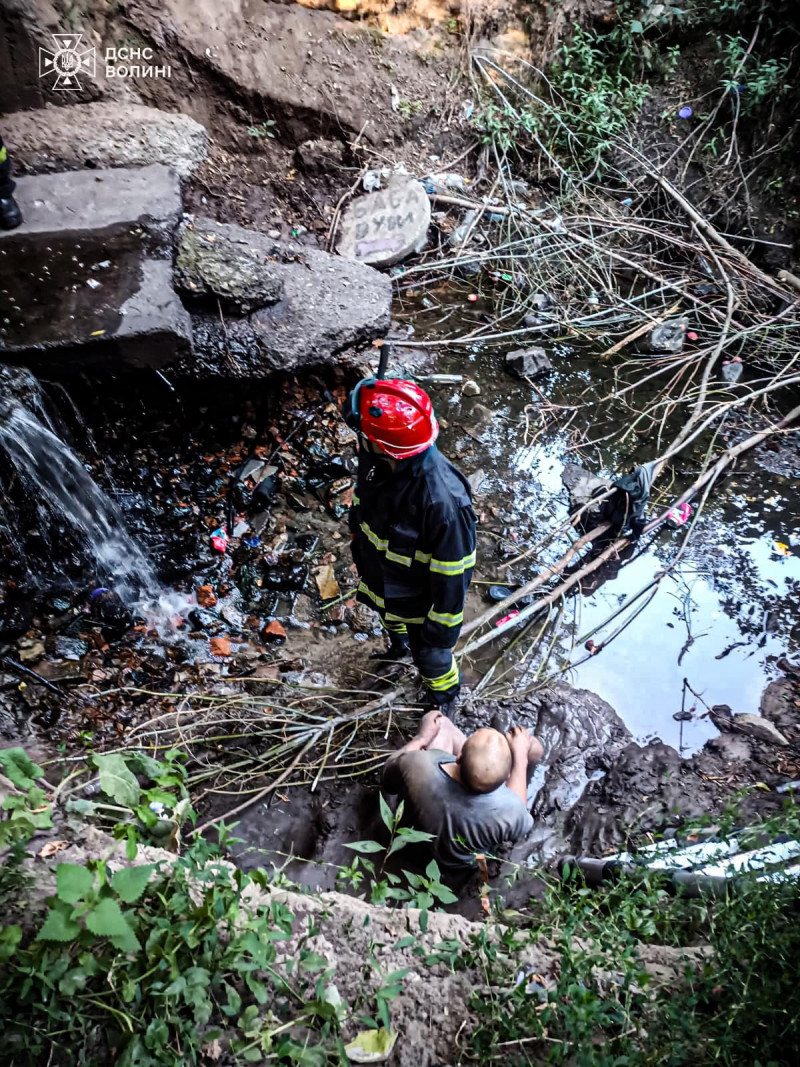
[349,444,477,649]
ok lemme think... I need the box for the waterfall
[0,367,159,606]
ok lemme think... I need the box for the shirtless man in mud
[381,710,543,868]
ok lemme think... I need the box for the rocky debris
[0,166,191,371]
[1,103,208,179]
[647,317,688,354]
[461,379,481,396]
[730,713,789,747]
[505,346,553,379]
[337,178,431,267]
[295,138,347,177]
[195,585,218,609]
[175,217,284,313]
[186,228,391,375]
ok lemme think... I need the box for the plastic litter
[722,356,743,383]
[467,293,479,302]
[210,526,229,552]
[687,330,699,341]
[678,106,693,119]
[423,172,467,194]
[496,610,520,627]
[621,197,633,206]
[362,169,384,192]
[665,502,692,529]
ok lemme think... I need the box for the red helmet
[352,378,439,459]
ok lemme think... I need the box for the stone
[505,346,553,379]
[175,217,284,313]
[0,166,191,371]
[51,636,89,660]
[188,236,391,376]
[263,619,287,644]
[350,602,379,634]
[338,177,431,267]
[731,713,789,747]
[2,103,208,179]
[647,317,688,354]
[461,379,481,396]
[17,639,45,664]
[209,636,232,658]
[295,138,347,176]
[122,0,439,140]
[195,585,218,609]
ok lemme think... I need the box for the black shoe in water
[0,197,22,230]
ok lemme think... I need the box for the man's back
[384,748,533,867]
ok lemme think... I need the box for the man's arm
[381,710,442,794]
[505,726,533,807]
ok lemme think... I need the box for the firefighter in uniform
[0,135,23,230]
[346,375,477,714]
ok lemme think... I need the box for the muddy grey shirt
[382,749,534,868]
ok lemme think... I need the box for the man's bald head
[460,728,512,794]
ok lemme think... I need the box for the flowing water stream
[0,375,159,607]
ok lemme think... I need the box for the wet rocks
[338,177,431,267]
[195,585,218,609]
[2,103,208,178]
[187,231,391,376]
[0,166,192,371]
[505,346,553,379]
[175,217,284,313]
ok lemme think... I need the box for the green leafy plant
[247,120,277,139]
[0,834,349,1065]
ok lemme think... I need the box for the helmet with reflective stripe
[353,378,439,459]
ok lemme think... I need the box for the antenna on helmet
[376,340,392,381]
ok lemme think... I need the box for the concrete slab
[0,164,181,238]
[1,103,208,179]
[0,166,190,370]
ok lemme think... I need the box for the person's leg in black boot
[407,624,461,718]
[0,136,23,230]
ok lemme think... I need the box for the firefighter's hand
[419,709,444,745]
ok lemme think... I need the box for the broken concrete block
[0,166,191,370]
[186,226,391,376]
[505,346,553,379]
[0,164,182,236]
[338,177,431,267]
[2,103,208,179]
[175,216,284,313]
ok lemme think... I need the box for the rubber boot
[370,634,412,663]
[0,197,22,230]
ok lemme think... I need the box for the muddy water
[396,283,800,752]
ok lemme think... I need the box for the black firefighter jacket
[349,445,477,648]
